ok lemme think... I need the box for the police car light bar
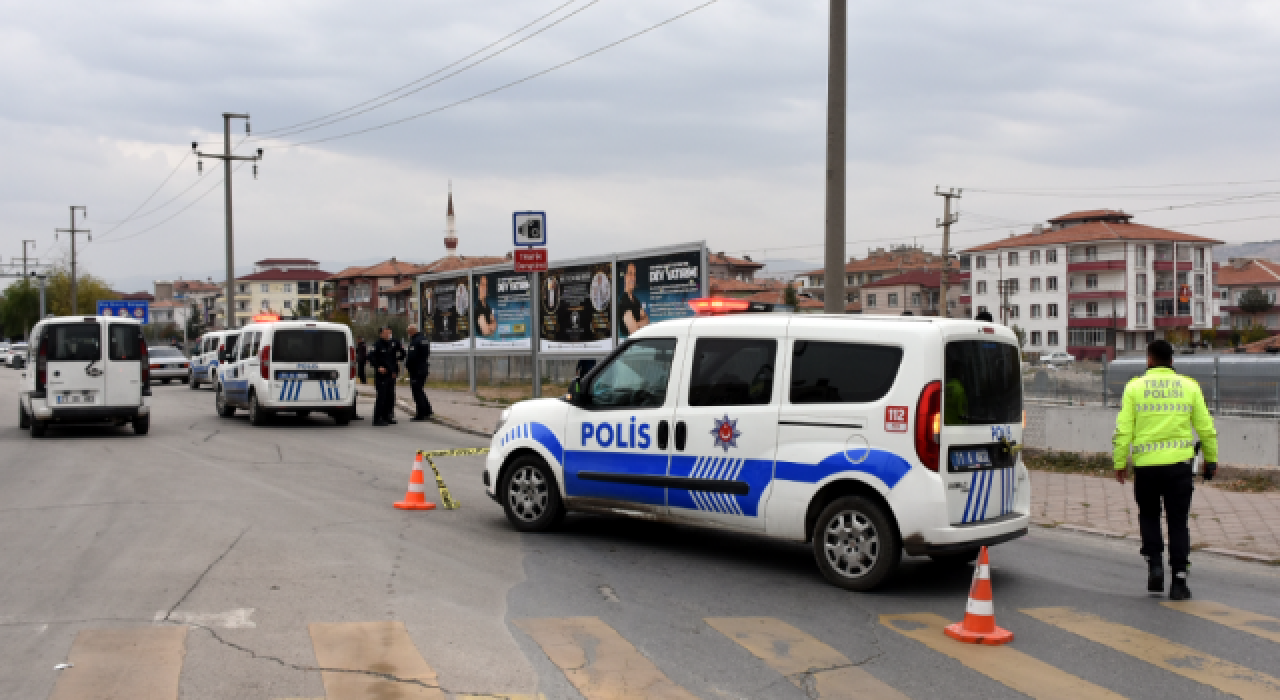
[688,297,751,315]
[252,313,281,323]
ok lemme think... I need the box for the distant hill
[1221,241,1280,262]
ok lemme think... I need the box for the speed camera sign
[513,212,547,247]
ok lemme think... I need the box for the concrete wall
[1025,402,1280,468]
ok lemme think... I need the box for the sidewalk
[356,385,502,437]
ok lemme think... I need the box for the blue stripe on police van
[966,471,983,523]
[774,449,912,490]
[980,469,995,521]
[961,471,978,523]
[668,455,764,517]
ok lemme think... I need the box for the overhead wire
[94,162,249,246]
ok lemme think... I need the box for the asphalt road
[1,367,1278,699]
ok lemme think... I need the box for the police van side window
[789,341,902,403]
[688,338,776,407]
[588,338,677,408]
[239,334,255,361]
[250,332,262,358]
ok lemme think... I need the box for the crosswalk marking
[706,617,907,700]
[1162,600,1280,645]
[516,617,697,699]
[48,626,189,700]
[1023,607,1280,699]
[308,621,445,699]
[880,614,1124,700]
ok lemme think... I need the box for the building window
[1069,329,1107,347]
[260,284,269,293]
[237,301,247,311]
[1047,303,1059,318]
[1195,302,1205,324]
[1047,276,1058,291]
[1136,274,1147,296]
[911,292,921,307]
[963,281,971,293]
[283,283,293,293]
[261,299,271,311]
[1046,249,1057,264]
[1136,245,1147,268]
[1030,277,1041,292]
[1137,302,1148,324]
[1031,331,1042,346]
[1008,252,1019,266]
[960,255,971,271]
[1195,274,1205,296]
[977,281,988,294]
[867,294,876,308]
[1086,274,1099,290]
[1030,250,1041,265]
[1003,278,1019,295]
[1195,247,1205,269]
[888,293,899,308]
[1007,305,1019,319]
[977,305,988,316]
[238,284,248,294]
[283,300,292,310]
[976,256,987,269]
[1030,304,1042,318]
[1048,331,1059,346]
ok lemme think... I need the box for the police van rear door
[269,326,350,405]
[941,332,1024,525]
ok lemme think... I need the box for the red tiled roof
[238,268,332,282]
[119,292,154,301]
[1217,259,1280,287]
[801,250,957,276]
[330,255,509,282]
[709,252,764,269]
[420,255,508,274]
[255,258,318,266]
[963,218,1221,252]
[863,270,944,288]
[1047,210,1131,223]
[384,280,415,295]
[710,279,771,293]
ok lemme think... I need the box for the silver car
[3,343,29,368]
[148,346,191,384]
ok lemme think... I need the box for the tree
[784,283,798,308]
[1011,324,1027,348]
[186,303,206,340]
[1244,324,1270,344]
[0,280,41,340]
[1238,286,1274,314]
[1201,328,1217,346]
[1165,328,1190,347]
[43,265,118,316]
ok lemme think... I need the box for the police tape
[419,447,491,458]
[414,448,487,510]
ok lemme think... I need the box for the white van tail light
[140,342,150,384]
[36,335,48,390]
[915,380,942,472]
[349,346,356,380]
[260,345,271,380]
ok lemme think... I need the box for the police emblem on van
[711,415,741,452]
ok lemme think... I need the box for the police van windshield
[272,330,348,363]
[944,340,1022,426]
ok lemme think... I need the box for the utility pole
[21,240,35,276]
[194,113,263,329]
[55,206,89,314]
[935,187,961,318]
[823,0,847,314]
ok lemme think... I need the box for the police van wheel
[248,393,269,426]
[812,496,900,591]
[333,411,351,426]
[133,415,150,435]
[189,374,200,389]
[929,548,980,566]
[215,385,236,417]
[30,419,47,437]
[19,402,30,429]
[501,456,564,532]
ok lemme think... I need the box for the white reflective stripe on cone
[408,482,425,493]
[966,599,995,616]
[977,565,991,579]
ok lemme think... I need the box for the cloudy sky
[3,0,1280,291]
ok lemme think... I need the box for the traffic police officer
[370,326,399,426]
[1113,339,1218,600]
[405,324,433,421]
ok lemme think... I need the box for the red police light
[688,297,751,315]
[252,313,280,323]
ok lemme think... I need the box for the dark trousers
[409,372,433,418]
[1134,461,1195,573]
[374,377,395,422]
[358,361,367,384]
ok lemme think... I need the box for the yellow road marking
[309,621,445,699]
[516,617,697,699]
[1024,607,1280,699]
[881,614,1123,700]
[48,626,188,700]
[1162,600,1280,645]
[706,617,907,699]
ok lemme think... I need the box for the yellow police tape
[416,447,490,510]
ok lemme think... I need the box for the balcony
[1067,250,1126,272]
[1154,315,1194,328]
[1068,282,1126,299]
[1068,316,1127,328]
[1153,261,1193,272]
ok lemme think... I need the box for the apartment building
[1216,258,1280,332]
[962,210,1222,360]
[861,270,963,317]
[233,258,332,326]
[796,245,959,311]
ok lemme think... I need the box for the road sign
[513,212,547,247]
[514,249,548,272]
[97,300,150,324]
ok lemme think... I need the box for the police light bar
[252,313,281,323]
[688,297,751,315]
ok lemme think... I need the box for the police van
[484,301,1029,590]
[212,316,357,425]
[189,329,241,390]
[17,316,152,437]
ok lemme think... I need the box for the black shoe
[411,416,428,422]
[353,415,365,420]
[386,418,398,425]
[372,420,388,427]
[1169,573,1192,601]
[1147,562,1164,593]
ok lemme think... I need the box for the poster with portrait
[540,262,614,353]
[616,250,703,339]
[422,275,470,351]
[473,271,532,350]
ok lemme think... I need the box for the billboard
[616,250,703,340]
[96,300,150,325]
[420,276,471,351]
[474,270,532,350]
[540,262,613,353]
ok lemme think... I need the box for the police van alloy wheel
[18,402,30,430]
[215,385,235,417]
[248,393,268,426]
[812,495,900,591]
[500,455,564,532]
[133,415,150,435]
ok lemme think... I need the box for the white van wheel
[812,495,900,591]
[133,415,150,435]
[248,392,269,426]
[215,384,236,417]
[30,419,47,437]
[19,402,30,429]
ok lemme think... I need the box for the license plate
[950,448,992,469]
[277,372,308,379]
[55,393,96,405]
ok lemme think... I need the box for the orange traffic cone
[394,452,437,511]
[944,546,1013,645]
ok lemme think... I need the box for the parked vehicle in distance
[148,346,190,384]
[3,342,29,368]
[1040,350,1075,367]
[190,330,240,389]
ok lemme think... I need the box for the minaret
[444,182,458,258]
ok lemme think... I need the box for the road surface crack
[202,430,220,443]
[162,527,248,621]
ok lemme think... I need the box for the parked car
[3,342,29,368]
[148,346,190,384]
[1040,350,1074,367]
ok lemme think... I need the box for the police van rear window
[272,330,347,363]
[944,340,1022,426]
[790,341,902,404]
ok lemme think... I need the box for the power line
[93,163,247,246]
[965,178,1280,192]
[96,151,190,231]
[266,0,722,149]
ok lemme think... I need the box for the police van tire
[248,393,269,426]
[180,375,189,385]
[30,419,47,437]
[19,402,30,429]
[189,373,200,389]
[215,385,236,417]
[929,548,980,566]
[133,415,150,435]
[333,411,351,426]
[812,495,900,591]
[500,455,565,532]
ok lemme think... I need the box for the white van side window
[790,341,902,403]
[688,338,776,406]
[588,338,677,408]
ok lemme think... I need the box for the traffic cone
[394,452,437,511]
[944,546,1013,645]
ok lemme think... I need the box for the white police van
[189,329,241,390]
[212,316,357,425]
[484,303,1029,590]
[17,316,151,437]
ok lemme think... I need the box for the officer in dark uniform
[405,324,433,421]
[355,337,368,384]
[370,326,399,426]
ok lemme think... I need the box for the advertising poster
[421,276,471,351]
[540,262,614,353]
[474,271,532,350]
[616,250,703,339]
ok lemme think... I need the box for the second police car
[189,329,240,390]
[212,315,358,425]
[485,299,1029,590]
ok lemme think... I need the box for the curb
[357,388,494,440]
[1037,519,1280,565]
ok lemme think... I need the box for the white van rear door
[45,322,105,407]
[105,324,143,406]
[269,328,350,404]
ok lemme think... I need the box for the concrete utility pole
[55,206,89,314]
[194,113,263,329]
[935,188,961,318]
[823,0,847,314]
[21,240,35,276]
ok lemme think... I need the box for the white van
[212,317,356,425]
[18,316,151,437]
[484,311,1030,590]
[189,330,241,389]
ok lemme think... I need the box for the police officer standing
[1113,340,1218,600]
[370,326,399,426]
[355,337,368,384]
[405,324,433,421]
